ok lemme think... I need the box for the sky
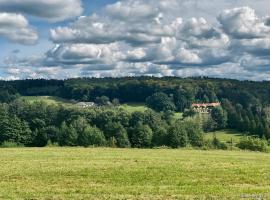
[0,0,270,80]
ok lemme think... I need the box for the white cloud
[4,0,270,80]
[0,13,38,45]
[0,0,83,22]
[106,1,158,22]
[45,43,124,67]
[175,48,202,64]
[218,7,270,39]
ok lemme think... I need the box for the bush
[201,138,228,150]
[131,123,153,148]
[184,118,204,147]
[58,122,78,146]
[0,141,23,148]
[212,135,228,150]
[146,92,175,112]
[46,140,59,147]
[78,126,106,147]
[237,137,268,152]
[168,122,188,148]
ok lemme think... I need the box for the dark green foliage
[211,107,228,130]
[0,86,19,103]
[131,123,153,148]
[59,122,78,146]
[168,122,189,148]
[104,122,130,148]
[1,77,270,148]
[95,96,110,106]
[185,118,204,147]
[0,112,32,146]
[237,137,267,152]
[32,129,48,147]
[212,134,228,150]
[80,126,106,147]
[152,126,168,147]
[182,109,196,118]
[42,126,59,143]
[146,92,175,112]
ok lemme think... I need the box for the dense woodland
[0,77,270,151]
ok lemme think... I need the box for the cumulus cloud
[3,0,270,80]
[0,13,38,44]
[43,4,270,79]
[0,0,83,22]
[105,1,158,22]
[45,43,124,68]
[218,7,270,39]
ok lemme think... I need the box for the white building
[76,102,95,108]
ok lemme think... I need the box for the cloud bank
[2,0,270,80]
[0,13,38,44]
[0,0,83,22]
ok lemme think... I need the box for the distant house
[76,102,95,108]
[191,102,221,113]
[192,103,221,108]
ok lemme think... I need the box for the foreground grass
[0,148,269,199]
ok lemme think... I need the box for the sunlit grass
[0,148,269,199]
[118,103,148,113]
[205,129,243,144]
[21,96,74,106]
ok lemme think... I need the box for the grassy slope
[205,129,243,143]
[118,103,148,113]
[20,96,73,106]
[21,96,183,119]
[0,148,269,199]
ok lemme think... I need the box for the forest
[0,77,270,151]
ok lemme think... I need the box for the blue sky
[0,0,270,80]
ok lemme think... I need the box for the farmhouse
[191,102,221,113]
[76,102,95,108]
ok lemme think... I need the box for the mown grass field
[0,148,269,199]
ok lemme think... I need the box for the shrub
[46,140,59,147]
[146,92,175,112]
[0,141,23,148]
[168,122,188,148]
[212,135,228,150]
[78,126,106,147]
[131,123,153,148]
[237,137,268,152]
[58,122,78,146]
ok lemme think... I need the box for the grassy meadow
[118,103,148,113]
[0,148,269,199]
[20,96,74,106]
[205,129,243,143]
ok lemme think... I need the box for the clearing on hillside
[205,129,243,143]
[20,96,73,106]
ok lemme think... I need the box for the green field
[20,96,73,106]
[118,103,148,113]
[205,129,243,143]
[0,148,269,199]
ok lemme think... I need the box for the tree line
[0,99,205,148]
[0,77,270,150]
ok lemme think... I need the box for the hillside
[0,77,270,150]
